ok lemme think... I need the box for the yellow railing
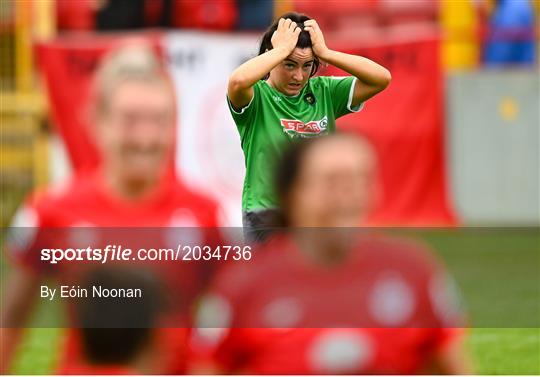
[1,0,55,226]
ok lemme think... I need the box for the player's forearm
[228,48,289,90]
[320,49,391,89]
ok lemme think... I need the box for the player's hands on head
[303,19,330,61]
[271,18,301,55]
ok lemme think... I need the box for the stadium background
[1,0,539,374]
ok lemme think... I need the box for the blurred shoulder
[169,179,218,210]
[357,232,442,270]
[168,178,221,226]
[21,171,97,217]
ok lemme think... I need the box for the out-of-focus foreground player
[1,46,219,374]
[191,134,471,374]
[71,267,163,375]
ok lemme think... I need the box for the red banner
[324,37,456,225]
[36,33,455,225]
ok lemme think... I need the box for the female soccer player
[1,45,219,374]
[227,12,391,236]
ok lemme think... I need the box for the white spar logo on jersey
[280,116,328,138]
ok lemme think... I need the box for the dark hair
[275,133,375,227]
[76,267,162,365]
[259,12,320,78]
[275,138,317,227]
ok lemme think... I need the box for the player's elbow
[228,73,250,94]
[367,69,391,97]
[378,68,392,90]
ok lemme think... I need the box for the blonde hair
[92,43,174,116]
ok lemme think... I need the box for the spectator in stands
[56,0,97,31]
[170,0,237,30]
[1,45,219,374]
[484,0,536,66]
[56,0,238,32]
[236,0,273,30]
[191,134,471,374]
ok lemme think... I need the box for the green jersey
[227,75,362,212]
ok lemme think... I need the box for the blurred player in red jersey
[1,45,220,374]
[190,134,471,374]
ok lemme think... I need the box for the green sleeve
[324,76,364,119]
[226,82,260,136]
